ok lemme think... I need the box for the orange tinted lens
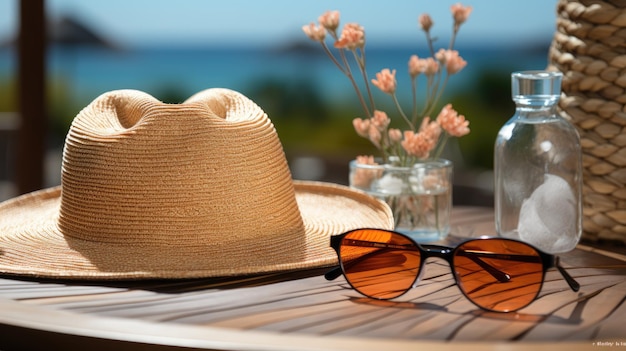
[340,229,421,299]
[453,239,544,312]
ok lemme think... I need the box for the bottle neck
[514,103,558,119]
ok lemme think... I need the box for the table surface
[0,206,624,351]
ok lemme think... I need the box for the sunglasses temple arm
[555,256,580,292]
[324,266,342,281]
[455,251,511,283]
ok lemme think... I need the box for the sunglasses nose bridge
[422,245,454,262]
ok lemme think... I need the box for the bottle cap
[511,70,562,106]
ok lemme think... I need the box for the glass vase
[349,159,452,242]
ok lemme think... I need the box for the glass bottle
[494,71,582,253]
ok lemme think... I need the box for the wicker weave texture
[549,0,626,243]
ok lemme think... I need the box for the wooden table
[0,207,624,351]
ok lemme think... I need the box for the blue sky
[1,0,559,47]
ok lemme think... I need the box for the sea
[0,42,552,107]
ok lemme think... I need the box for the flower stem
[320,41,346,75]
[420,73,436,118]
[411,77,419,125]
[426,74,450,117]
[337,47,371,118]
[354,47,377,113]
[433,133,449,159]
[434,194,440,235]
[426,32,436,57]
[449,26,459,50]
[392,94,414,131]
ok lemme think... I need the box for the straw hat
[0,88,393,279]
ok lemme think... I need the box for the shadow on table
[350,295,587,325]
[1,266,331,294]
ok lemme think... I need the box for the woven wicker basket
[548,0,626,243]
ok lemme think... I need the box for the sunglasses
[325,228,580,312]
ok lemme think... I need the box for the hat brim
[0,180,393,280]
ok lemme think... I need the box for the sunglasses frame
[326,228,580,312]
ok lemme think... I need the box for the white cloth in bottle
[517,174,577,253]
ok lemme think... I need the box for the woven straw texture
[549,0,626,243]
[0,89,394,279]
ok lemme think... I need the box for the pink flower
[318,10,340,32]
[422,174,445,192]
[368,125,382,148]
[419,14,433,32]
[419,117,442,142]
[388,128,402,143]
[352,155,381,188]
[451,3,472,26]
[436,104,470,137]
[352,118,370,138]
[356,155,377,165]
[334,23,365,49]
[302,23,326,42]
[402,118,442,159]
[446,52,467,75]
[401,131,436,159]
[408,55,428,78]
[371,110,390,131]
[424,57,439,76]
[436,49,466,75]
[371,69,397,94]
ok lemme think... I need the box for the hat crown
[58,89,306,256]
